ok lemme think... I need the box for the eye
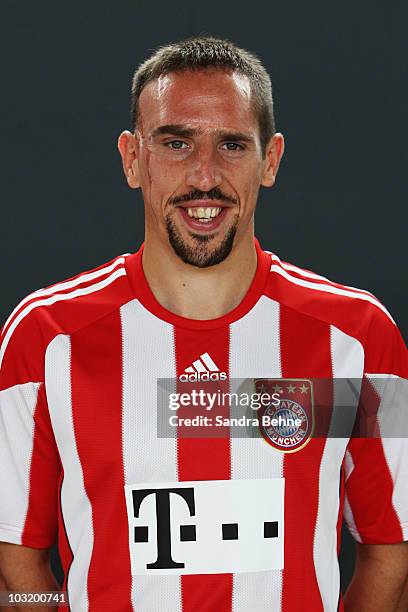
[166,140,188,150]
[221,142,245,152]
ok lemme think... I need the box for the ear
[261,133,285,188]
[117,130,141,189]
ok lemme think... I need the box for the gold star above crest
[287,384,296,393]
[299,384,309,394]
[273,384,283,393]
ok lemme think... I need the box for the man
[0,36,407,612]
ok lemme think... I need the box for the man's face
[119,69,283,267]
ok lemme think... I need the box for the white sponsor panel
[125,478,284,576]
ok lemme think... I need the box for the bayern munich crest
[255,379,314,453]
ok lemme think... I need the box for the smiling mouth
[176,203,230,231]
[184,206,223,222]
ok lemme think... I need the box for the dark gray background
[2,0,407,593]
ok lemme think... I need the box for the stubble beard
[165,213,239,268]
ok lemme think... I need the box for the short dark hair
[130,36,276,157]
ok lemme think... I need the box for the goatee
[165,214,238,267]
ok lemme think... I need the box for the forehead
[138,69,258,133]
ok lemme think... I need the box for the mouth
[176,201,231,232]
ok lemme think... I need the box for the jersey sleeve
[0,305,61,548]
[343,306,408,544]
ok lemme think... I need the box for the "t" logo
[132,487,196,569]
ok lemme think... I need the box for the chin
[165,216,238,268]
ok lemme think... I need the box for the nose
[185,145,223,192]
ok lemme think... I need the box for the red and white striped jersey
[1,238,407,612]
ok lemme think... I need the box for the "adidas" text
[179,371,228,382]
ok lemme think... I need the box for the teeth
[185,207,222,219]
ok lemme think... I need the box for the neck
[142,231,258,321]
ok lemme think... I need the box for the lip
[177,206,228,232]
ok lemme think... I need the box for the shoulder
[0,253,134,380]
[263,250,398,347]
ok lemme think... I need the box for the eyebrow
[151,124,255,144]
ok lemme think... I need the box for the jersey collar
[124,237,271,330]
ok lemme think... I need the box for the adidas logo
[179,352,228,382]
